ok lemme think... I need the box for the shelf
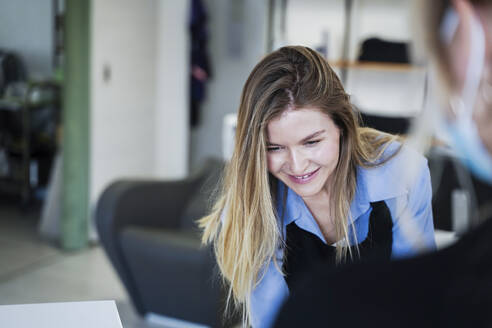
[0,98,23,111]
[329,60,425,72]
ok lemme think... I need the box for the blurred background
[1,0,485,327]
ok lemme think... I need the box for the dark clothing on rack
[275,213,492,328]
[189,0,211,127]
[358,37,409,63]
[282,201,393,291]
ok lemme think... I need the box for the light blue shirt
[250,143,437,328]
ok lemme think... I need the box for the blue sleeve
[250,254,289,328]
[389,159,436,258]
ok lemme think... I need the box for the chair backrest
[179,158,224,233]
[428,149,492,232]
[360,112,412,135]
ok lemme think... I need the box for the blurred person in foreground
[198,45,436,328]
[274,0,492,327]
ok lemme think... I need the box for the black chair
[360,112,412,135]
[96,158,234,327]
[427,148,492,232]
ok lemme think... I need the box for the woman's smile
[287,167,321,184]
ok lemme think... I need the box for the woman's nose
[288,149,308,174]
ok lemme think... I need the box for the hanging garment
[189,0,212,127]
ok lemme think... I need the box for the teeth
[296,173,311,179]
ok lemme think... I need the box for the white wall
[154,0,189,179]
[0,0,53,79]
[90,0,190,217]
[343,68,426,116]
[286,0,344,60]
[190,0,268,170]
[91,0,157,211]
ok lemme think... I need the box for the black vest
[282,200,393,290]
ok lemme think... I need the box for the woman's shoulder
[378,140,427,171]
[358,141,429,201]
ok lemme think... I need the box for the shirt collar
[277,159,409,228]
[277,181,327,242]
[277,182,300,226]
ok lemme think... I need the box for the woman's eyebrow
[300,130,325,143]
[266,130,326,146]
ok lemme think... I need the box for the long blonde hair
[199,46,399,325]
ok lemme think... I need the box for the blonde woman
[199,46,436,327]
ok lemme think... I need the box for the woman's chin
[290,184,325,199]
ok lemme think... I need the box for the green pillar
[62,0,90,250]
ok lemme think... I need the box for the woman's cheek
[314,143,338,165]
[266,154,277,173]
[267,153,284,174]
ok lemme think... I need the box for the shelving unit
[0,81,60,205]
[329,60,424,72]
[266,0,427,120]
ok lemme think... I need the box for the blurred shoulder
[380,140,428,170]
[358,141,429,201]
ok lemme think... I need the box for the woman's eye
[267,146,281,152]
[305,140,320,146]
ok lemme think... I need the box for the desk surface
[0,300,123,328]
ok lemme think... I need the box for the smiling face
[266,108,341,201]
